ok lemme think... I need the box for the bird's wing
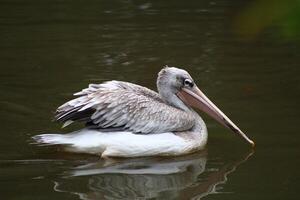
[55,81,195,134]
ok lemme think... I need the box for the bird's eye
[184,79,194,88]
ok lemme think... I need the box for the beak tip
[249,140,255,148]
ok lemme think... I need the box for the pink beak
[177,86,255,147]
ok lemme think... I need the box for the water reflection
[53,151,253,200]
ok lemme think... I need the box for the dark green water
[0,0,299,199]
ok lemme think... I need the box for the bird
[33,66,254,158]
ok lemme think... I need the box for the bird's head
[157,66,254,147]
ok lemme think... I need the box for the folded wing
[55,81,195,134]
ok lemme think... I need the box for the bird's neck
[191,111,207,133]
[158,87,207,135]
[157,78,189,111]
[158,88,191,112]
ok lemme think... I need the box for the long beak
[177,86,255,147]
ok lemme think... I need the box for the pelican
[33,66,254,157]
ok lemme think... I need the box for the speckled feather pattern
[56,81,195,134]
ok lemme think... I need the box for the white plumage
[33,125,207,157]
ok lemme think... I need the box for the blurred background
[0,0,299,199]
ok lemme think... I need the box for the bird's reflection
[53,150,253,200]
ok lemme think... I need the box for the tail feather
[32,134,72,146]
[32,130,106,155]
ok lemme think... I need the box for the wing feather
[55,81,195,134]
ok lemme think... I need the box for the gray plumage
[55,68,196,134]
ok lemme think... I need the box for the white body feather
[34,123,207,157]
